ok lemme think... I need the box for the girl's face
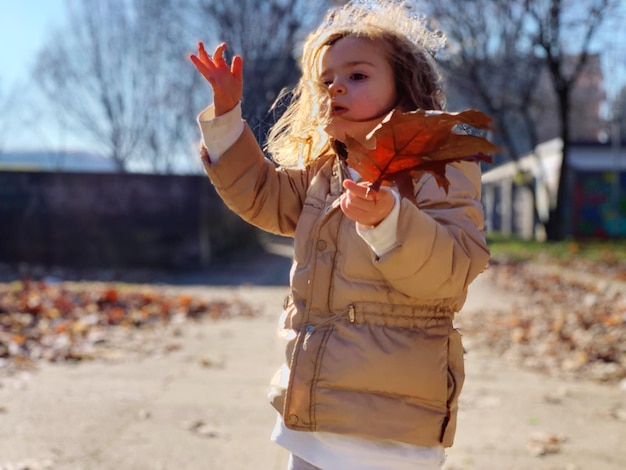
[318,35,398,141]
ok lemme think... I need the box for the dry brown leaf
[344,109,498,199]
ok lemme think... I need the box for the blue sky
[0,1,75,151]
[0,0,67,85]
[0,1,624,153]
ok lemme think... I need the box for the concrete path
[1,261,625,469]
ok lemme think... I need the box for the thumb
[343,179,374,200]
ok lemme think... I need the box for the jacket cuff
[356,189,400,257]
[197,102,244,162]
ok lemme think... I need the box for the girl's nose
[329,81,345,96]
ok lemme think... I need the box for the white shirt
[198,104,445,469]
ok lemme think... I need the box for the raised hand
[190,42,243,116]
[340,179,395,228]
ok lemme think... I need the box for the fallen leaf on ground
[458,261,626,383]
[198,356,224,368]
[180,419,225,439]
[0,280,257,372]
[527,431,566,456]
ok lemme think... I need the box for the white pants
[288,454,322,470]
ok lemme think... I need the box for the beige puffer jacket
[202,124,490,448]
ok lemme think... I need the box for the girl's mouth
[330,105,348,116]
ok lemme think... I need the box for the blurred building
[482,138,626,239]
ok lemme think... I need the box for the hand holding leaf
[340,179,396,227]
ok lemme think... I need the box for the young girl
[190,1,490,468]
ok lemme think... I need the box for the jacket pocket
[316,321,449,408]
[282,323,334,430]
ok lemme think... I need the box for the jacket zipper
[439,408,451,442]
[303,161,354,351]
[440,367,457,442]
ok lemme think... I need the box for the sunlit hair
[265,0,446,167]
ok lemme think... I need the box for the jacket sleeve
[372,161,490,299]
[201,124,314,237]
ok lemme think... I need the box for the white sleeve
[356,189,400,257]
[197,102,245,162]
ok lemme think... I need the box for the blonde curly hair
[265,0,446,167]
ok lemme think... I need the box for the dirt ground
[1,247,625,470]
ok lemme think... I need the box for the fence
[0,171,259,270]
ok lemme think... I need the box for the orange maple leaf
[343,109,498,201]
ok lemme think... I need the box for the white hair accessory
[320,0,446,57]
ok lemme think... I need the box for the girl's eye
[350,73,367,81]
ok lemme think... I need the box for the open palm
[190,42,243,116]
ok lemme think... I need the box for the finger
[342,179,363,196]
[189,54,205,74]
[341,193,364,215]
[231,55,243,81]
[343,179,375,200]
[195,43,217,73]
[190,55,216,84]
[213,43,228,67]
[340,197,355,218]
[198,42,211,64]
[343,189,371,212]
[340,196,373,222]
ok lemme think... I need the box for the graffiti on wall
[573,171,626,237]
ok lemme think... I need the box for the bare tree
[131,0,204,173]
[422,0,544,159]
[419,0,550,236]
[194,0,338,146]
[619,86,626,140]
[34,0,198,172]
[421,0,617,239]
[525,0,618,239]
